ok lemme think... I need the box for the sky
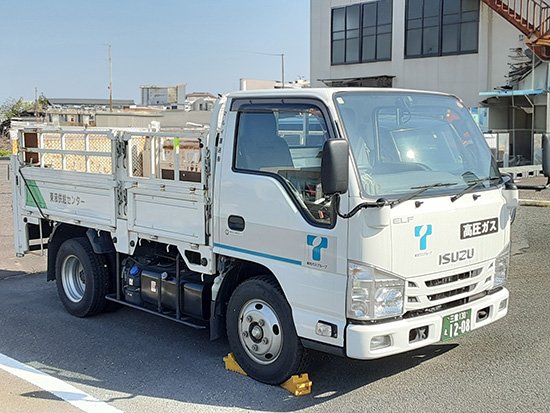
[0,0,310,105]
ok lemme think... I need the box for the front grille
[425,268,481,288]
[427,283,477,301]
[406,264,492,315]
[404,297,469,319]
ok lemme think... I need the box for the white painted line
[0,353,123,413]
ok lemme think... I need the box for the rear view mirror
[321,139,349,195]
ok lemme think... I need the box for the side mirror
[542,134,550,177]
[321,139,349,195]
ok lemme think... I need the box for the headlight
[494,245,510,288]
[347,262,405,320]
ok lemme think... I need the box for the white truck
[10,88,539,385]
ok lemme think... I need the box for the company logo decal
[414,224,432,251]
[307,235,328,262]
[305,235,335,272]
[460,218,498,240]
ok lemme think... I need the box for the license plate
[441,309,472,341]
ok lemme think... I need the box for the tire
[55,237,110,317]
[226,275,307,384]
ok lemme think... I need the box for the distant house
[185,92,217,111]
[45,98,136,127]
[48,98,135,109]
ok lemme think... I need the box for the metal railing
[482,0,550,39]
[484,129,545,166]
[18,129,115,173]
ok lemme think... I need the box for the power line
[247,51,285,88]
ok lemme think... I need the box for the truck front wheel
[55,237,109,317]
[226,275,306,384]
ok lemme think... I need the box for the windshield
[334,92,500,199]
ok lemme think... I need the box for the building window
[405,0,479,58]
[331,0,393,65]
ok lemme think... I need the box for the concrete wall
[96,113,163,128]
[160,110,212,128]
[240,78,279,90]
[310,0,525,108]
[96,110,212,129]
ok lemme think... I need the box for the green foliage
[0,97,33,122]
[38,93,48,110]
[0,149,11,157]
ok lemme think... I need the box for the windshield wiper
[336,182,458,218]
[392,182,458,206]
[450,177,500,202]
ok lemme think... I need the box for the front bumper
[346,288,509,359]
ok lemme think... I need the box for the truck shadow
[303,343,457,396]
[0,269,32,280]
[2,276,458,412]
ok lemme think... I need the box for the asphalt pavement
[1,158,550,412]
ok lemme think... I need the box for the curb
[519,199,550,207]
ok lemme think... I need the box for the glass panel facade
[331,0,393,65]
[405,0,479,58]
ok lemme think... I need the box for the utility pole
[249,51,286,89]
[281,54,285,89]
[35,87,39,123]
[109,45,113,112]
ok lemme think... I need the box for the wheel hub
[61,255,86,303]
[250,324,263,341]
[238,299,283,365]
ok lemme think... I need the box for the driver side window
[234,107,333,226]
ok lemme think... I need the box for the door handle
[228,215,245,232]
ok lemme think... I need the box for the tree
[0,97,33,122]
[38,93,48,111]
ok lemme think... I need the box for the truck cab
[213,88,513,365]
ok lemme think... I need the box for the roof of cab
[226,87,458,102]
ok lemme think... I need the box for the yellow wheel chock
[223,352,247,376]
[280,373,312,396]
[223,353,312,396]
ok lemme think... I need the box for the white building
[310,0,550,165]
[239,78,311,90]
[140,84,187,109]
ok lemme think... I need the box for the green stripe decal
[25,180,47,209]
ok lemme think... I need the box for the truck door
[214,99,348,345]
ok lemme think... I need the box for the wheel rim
[238,299,283,365]
[61,255,86,303]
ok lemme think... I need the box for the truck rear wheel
[55,237,109,317]
[226,275,306,384]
